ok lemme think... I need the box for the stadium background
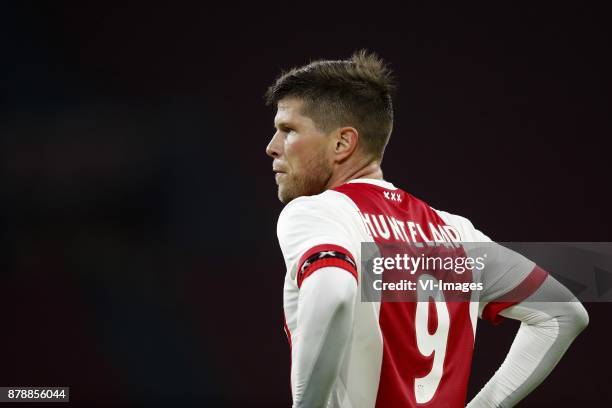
[1,2,610,406]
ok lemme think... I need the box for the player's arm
[277,197,358,408]
[466,242,588,407]
[468,273,588,407]
[293,266,357,407]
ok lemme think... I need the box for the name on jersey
[359,212,461,248]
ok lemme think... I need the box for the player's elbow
[568,301,589,334]
[557,301,589,339]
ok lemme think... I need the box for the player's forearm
[292,267,357,408]
[468,277,588,407]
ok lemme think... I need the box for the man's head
[265,50,395,203]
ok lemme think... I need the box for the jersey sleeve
[434,209,549,324]
[475,245,549,324]
[277,195,358,288]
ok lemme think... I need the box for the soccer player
[265,51,588,408]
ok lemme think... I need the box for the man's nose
[266,132,282,158]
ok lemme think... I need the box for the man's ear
[334,127,359,162]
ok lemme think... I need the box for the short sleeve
[434,208,548,325]
[277,195,358,288]
[464,238,548,325]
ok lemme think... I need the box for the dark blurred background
[1,2,610,407]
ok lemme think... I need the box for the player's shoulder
[432,207,492,242]
[276,190,361,259]
[433,208,475,230]
[278,190,355,225]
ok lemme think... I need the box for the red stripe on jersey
[481,265,549,325]
[296,244,357,289]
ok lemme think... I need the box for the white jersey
[278,179,548,408]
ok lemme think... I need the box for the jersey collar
[345,178,397,190]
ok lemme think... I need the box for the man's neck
[326,161,383,190]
